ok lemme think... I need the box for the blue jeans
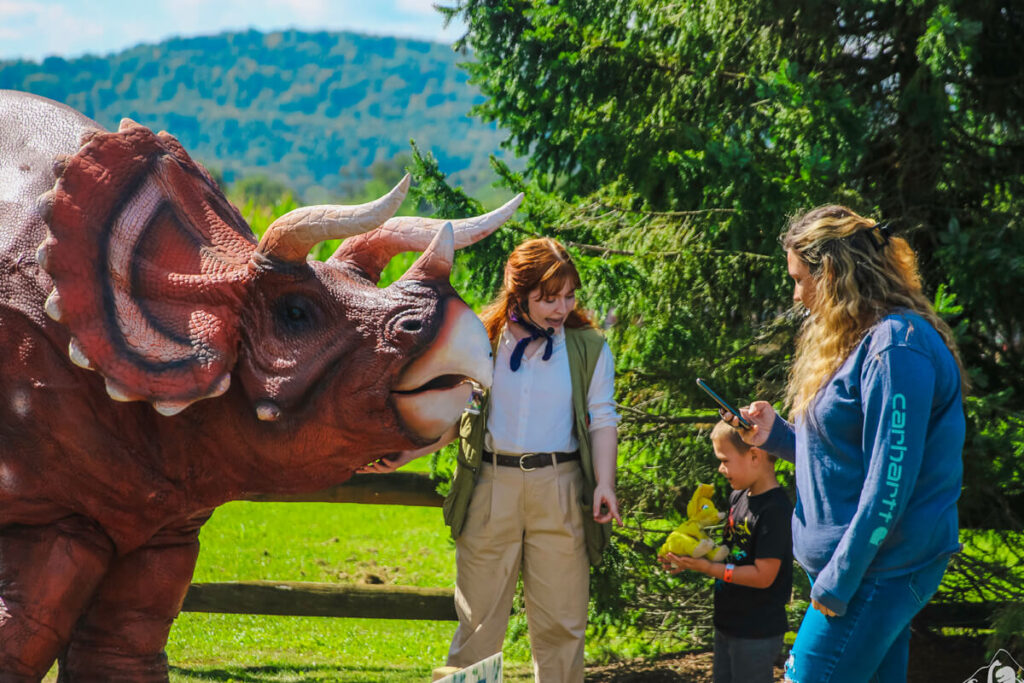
[714,629,784,683]
[784,555,950,683]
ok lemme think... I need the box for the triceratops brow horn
[330,192,525,282]
[255,174,411,264]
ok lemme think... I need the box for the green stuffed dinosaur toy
[659,483,730,562]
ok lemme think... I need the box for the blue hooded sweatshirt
[762,309,965,616]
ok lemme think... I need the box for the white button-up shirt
[484,326,620,455]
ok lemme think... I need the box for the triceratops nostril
[400,319,423,332]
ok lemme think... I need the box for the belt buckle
[519,454,537,472]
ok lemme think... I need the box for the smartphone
[696,378,752,430]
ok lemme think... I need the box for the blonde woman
[722,206,966,683]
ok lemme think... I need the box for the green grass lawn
[163,458,537,682]
[166,503,465,682]
[40,452,1016,682]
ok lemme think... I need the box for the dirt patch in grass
[582,633,989,682]
[586,651,718,682]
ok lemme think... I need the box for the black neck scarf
[508,310,554,372]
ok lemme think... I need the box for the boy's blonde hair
[710,420,776,463]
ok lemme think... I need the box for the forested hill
[0,29,510,202]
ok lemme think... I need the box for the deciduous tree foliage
[417,0,1023,642]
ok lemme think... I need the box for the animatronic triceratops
[0,90,519,681]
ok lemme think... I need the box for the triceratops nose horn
[399,222,454,282]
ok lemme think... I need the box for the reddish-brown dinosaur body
[0,90,519,681]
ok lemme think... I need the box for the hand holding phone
[696,378,752,430]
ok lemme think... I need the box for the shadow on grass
[169,663,428,682]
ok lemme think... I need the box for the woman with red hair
[365,237,621,681]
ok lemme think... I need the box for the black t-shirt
[713,486,794,638]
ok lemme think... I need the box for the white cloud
[0,0,36,16]
[0,0,465,61]
[275,0,334,22]
[0,0,43,41]
[0,1,107,59]
[394,0,443,15]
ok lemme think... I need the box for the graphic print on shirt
[726,506,752,563]
[870,392,907,546]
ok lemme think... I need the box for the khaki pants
[447,459,590,682]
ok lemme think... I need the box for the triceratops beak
[391,298,493,441]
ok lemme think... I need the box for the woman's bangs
[538,262,580,297]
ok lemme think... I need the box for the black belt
[482,450,580,472]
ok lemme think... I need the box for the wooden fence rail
[243,471,443,507]
[914,601,1007,630]
[182,472,1015,630]
[183,581,456,620]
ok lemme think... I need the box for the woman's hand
[659,552,710,576]
[356,450,416,474]
[592,482,622,526]
[812,598,838,617]
[590,426,621,526]
[720,400,776,447]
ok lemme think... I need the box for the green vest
[442,326,613,566]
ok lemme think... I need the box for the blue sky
[0,0,467,62]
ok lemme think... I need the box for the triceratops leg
[0,517,115,681]
[57,515,208,682]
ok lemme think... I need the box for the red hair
[479,237,594,341]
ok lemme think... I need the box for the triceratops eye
[274,294,316,333]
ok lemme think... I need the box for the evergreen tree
[416,0,1024,644]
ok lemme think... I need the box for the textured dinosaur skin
[0,90,497,681]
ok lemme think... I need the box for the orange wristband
[723,563,735,583]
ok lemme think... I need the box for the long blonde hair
[782,205,965,417]
[479,237,594,342]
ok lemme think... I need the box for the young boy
[660,420,794,683]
